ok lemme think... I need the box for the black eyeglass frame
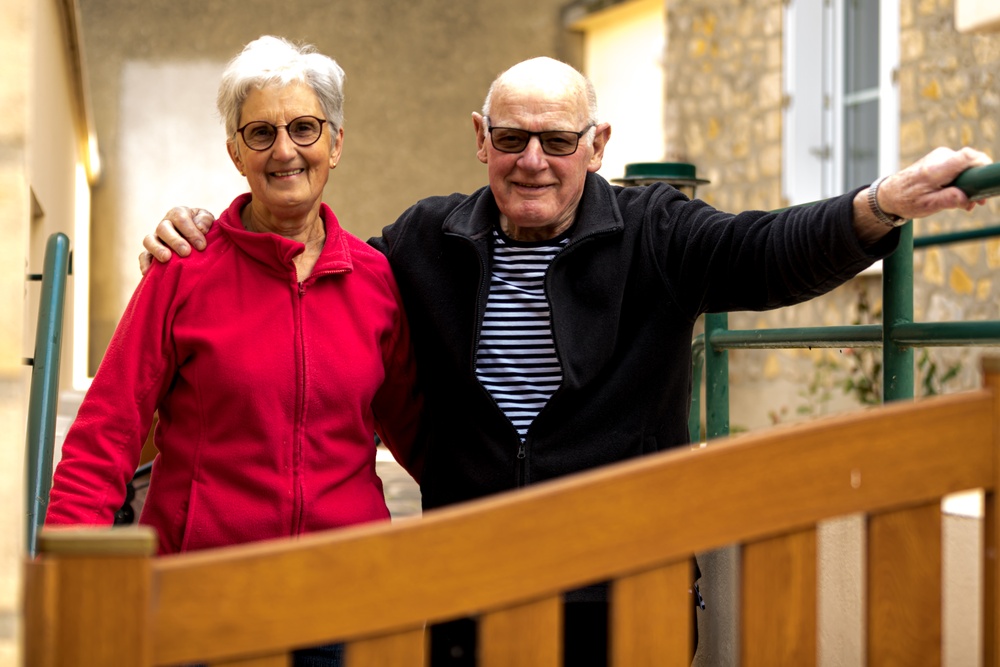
[484,117,596,156]
[234,115,329,151]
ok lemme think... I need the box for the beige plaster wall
[574,0,668,182]
[79,0,577,372]
[0,0,86,661]
[30,0,85,393]
[0,0,29,653]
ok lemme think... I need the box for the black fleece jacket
[371,173,898,511]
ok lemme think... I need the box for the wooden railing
[24,358,1000,666]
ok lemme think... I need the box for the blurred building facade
[4,0,1000,664]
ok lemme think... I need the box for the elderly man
[143,57,989,666]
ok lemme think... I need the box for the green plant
[768,287,963,425]
[840,288,883,406]
[916,348,962,397]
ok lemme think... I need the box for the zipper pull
[517,443,526,460]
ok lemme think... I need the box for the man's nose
[517,136,547,169]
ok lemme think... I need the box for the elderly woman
[46,37,421,663]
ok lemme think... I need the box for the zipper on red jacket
[291,279,307,535]
[290,268,347,535]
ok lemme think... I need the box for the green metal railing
[25,233,71,557]
[691,163,1000,443]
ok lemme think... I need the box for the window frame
[782,0,899,205]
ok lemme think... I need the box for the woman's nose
[270,127,298,159]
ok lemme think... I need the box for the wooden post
[25,527,157,667]
[742,528,817,667]
[982,356,1000,667]
[867,502,942,666]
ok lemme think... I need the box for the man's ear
[227,141,245,175]
[472,112,489,165]
[587,122,612,173]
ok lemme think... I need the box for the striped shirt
[475,228,569,442]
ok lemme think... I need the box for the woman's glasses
[235,115,327,151]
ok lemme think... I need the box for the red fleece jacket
[47,194,422,553]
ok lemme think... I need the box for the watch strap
[867,176,906,228]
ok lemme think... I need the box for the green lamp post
[611,161,710,199]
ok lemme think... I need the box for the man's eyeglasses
[485,118,595,156]
[235,115,328,151]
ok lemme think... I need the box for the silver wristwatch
[867,176,906,228]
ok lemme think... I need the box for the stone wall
[664,0,850,432]
[901,0,1000,393]
[666,0,1000,433]
[664,4,999,663]
[664,0,785,215]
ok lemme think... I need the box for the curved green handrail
[951,162,1000,200]
[694,162,1000,442]
[26,233,71,557]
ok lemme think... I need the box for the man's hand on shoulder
[139,207,217,276]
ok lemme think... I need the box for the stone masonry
[664,0,1000,432]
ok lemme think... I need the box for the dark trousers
[429,601,609,667]
[190,643,343,667]
[429,594,700,666]
[292,643,344,667]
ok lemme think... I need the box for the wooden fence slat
[346,628,426,667]
[24,369,998,665]
[480,596,562,667]
[611,559,692,666]
[868,502,942,666]
[983,357,1000,667]
[34,528,158,667]
[741,527,817,667]
[988,490,998,667]
[23,558,55,667]
[151,390,994,664]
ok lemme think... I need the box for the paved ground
[376,446,422,519]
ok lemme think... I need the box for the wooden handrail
[25,359,1000,666]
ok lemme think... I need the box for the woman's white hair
[218,35,345,142]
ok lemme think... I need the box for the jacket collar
[217,193,353,276]
[441,173,625,243]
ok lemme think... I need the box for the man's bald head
[482,57,598,122]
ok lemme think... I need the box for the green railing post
[26,232,71,557]
[689,336,705,442]
[883,222,915,402]
[704,312,730,439]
